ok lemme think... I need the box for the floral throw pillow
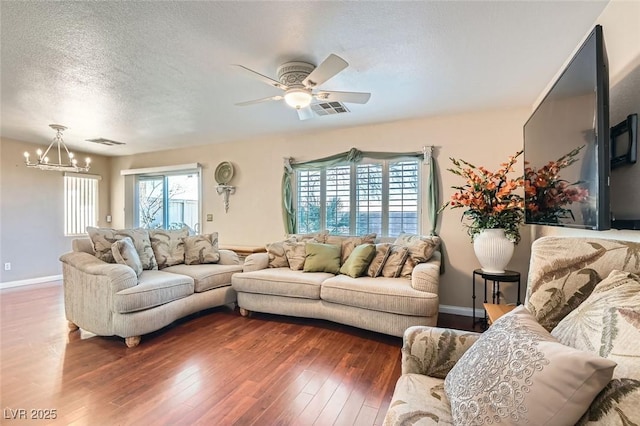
[552,270,640,426]
[367,243,392,277]
[445,305,616,426]
[149,227,189,269]
[183,233,220,265]
[380,245,410,278]
[87,227,157,270]
[283,241,307,271]
[266,238,295,268]
[111,237,143,277]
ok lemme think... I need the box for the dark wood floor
[0,281,476,425]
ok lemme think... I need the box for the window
[121,163,202,232]
[296,159,420,237]
[136,171,200,232]
[64,173,100,236]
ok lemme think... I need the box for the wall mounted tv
[524,25,610,230]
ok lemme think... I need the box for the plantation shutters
[295,159,420,237]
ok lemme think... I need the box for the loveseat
[384,236,640,425]
[231,232,441,337]
[60,228,243,347]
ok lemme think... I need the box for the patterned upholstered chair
[384,236,640,425]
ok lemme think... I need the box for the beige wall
[111,107,532,311]
[532,0,640,243]
[0,137,111,283]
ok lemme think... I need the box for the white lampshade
[284,89,312,109]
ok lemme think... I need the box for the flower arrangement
[524,146,589,224]
[442,150,525,243]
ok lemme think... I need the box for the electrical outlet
[4,263,10,271]
[206,214,213,222]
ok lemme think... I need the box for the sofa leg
[239,307,251,317]
[125,336,141,348]
[68,321,79,331]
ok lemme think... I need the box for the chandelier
[24,124,91,172]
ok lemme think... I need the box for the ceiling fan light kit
[284,88,312,109]
[234,53,371,120]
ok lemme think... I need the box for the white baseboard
[439,304,484,318]
[0,275,63,290]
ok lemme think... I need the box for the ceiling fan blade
[314,91,371,104]
[303,54,348,88]
[235,95,283,106]
[232,64,288,90]
[297,107,314,121]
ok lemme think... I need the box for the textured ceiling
[0,1,609,156]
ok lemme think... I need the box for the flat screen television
[524,25,610,230]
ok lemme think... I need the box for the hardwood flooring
[0,281,475,425]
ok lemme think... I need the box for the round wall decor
[214,161,234,185]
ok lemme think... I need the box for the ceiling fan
[233,54,371,120]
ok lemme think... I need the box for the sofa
[231,232,442,337]
[60,228,243,347]
[384,236,640,425]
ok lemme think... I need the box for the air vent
[311,102,350,116]
[85,138,126,146]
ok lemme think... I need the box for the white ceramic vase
[473,228,514,273]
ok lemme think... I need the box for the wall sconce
[215,161,235,213]
[216,185,235,213]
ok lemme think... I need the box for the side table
[483,303,516,325]
[472,269,521,328]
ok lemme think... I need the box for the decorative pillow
[394,233,441,263]
[551,270,640,425]
[183,233,220,265]
[304,242,341,274]
[552,270,640,358]
[526,237,640,331]
[115,228,157,270]
[283,241,307,271]
[87,227,158,270]
[149,227,188,269]
[394,233,441,277]
[266,239,294,268]
[380,245,410,278]
[111,237,143,277]
[367,243,392,277]
[340,244,376,278]
[87,226,118,263]
[444,305,616,426]
[288,231,328,243]
[325,234,376,264]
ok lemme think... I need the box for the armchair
[384,236,640,425]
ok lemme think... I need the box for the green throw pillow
[340,244,376,278]
[304,242,341,274]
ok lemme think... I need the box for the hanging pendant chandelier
[24,124,91,172]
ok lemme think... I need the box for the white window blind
[64,174,100,236]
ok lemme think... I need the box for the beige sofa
[384,237,640,425]
[231,234,441,337]
[60,238,243,347]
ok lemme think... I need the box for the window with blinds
[356,163,383,235]
[389,161,419,235]
[64,174,100,236]
[325,165,350,235]
[295,158,420,237]
[297,169,322,234]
